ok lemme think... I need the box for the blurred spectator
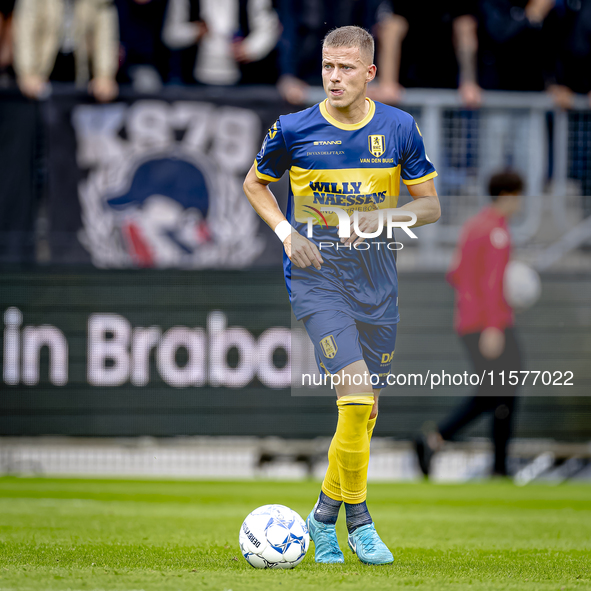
[161,0,207,84]
[115,0,171,91]
[373,1,481,107]
[477,0,554,91]
[0,0,15,84]
[163,0,279,85]
[415,171,525,479]
[276,0,386,104]
[545,0,591,109]
[13,0,119,102]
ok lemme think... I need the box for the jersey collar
[319,98,375,131]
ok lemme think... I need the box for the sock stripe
[314,491,342,525]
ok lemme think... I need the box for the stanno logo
[314,140,342,145]
[368,135,385,157]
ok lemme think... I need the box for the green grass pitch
[0,477,589,590]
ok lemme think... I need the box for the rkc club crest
[320,335,338,359]
[368,135,385,157]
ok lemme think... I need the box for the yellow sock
[321,435,342,501]
[367,414,377,444]
[325,394,374,505]
[322,409,377,503]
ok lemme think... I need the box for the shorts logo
[368,135,385,157]
[320,335,338,359]
[381,350,395,364]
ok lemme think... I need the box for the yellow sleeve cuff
[402,171,438,186]
[254,160,281,183]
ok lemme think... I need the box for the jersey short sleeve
[254,118,291,182]
[401,119,438,186]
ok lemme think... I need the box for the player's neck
[491,202,511,219]
[325,96,370,125]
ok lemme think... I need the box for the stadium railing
[309,87,591,264]
[1,86,590,268]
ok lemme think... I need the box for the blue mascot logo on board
[105,157,213,267]
[73,101,265,269]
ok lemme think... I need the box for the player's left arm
[345,180,440,245]
[395,117,441,226]
[396,117,440,226]
[400,179,441,226]
[345,118,440,244]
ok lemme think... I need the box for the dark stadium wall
[0,269,589,440]
[0,95,40,264]
[0,87,589,441]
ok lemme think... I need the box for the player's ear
[366,64,377,84]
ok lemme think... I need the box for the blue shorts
[303,309,398,389]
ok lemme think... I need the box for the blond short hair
[322,26,375,64]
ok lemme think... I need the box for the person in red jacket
[416,170,524,478]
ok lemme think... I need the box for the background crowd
[0,0,590,107]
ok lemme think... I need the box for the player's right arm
[476,231,509,359]
[243,167,322,270]
[243,119,322,270]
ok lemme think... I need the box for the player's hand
[18,74,48,99]
[548,84,574,110]
[277,75,309,105]
[231,40,252,64]
[525,0,554,23]
[283,232,323,270]
[367,81,405,105]
[479,327,505,359]
[342,210,383,246]
[193,20,208,43]
[89,77,118,103]
[459,82,482,109]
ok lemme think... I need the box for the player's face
[499,191,522,218]
[321,46,375,110]
[505,194,522,218]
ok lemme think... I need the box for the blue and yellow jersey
[255,98,437,323]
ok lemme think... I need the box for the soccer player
[415,171,524,478]
[243,26,440,565]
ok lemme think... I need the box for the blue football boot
[347,523,394,565]
[306,510,345,564]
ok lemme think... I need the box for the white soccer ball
[239,504,309,569]
[504,260,542,310]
